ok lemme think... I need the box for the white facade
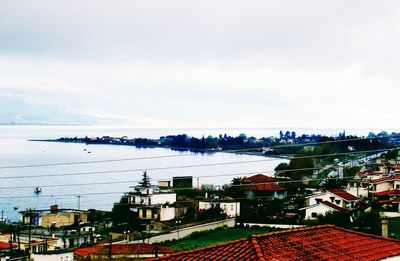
[160,206,176,221]
[128,190,177,221]
[199,201,240,218]
[128,192,176,206]
[32,252,73,261]
[307,191,358,209]
[302,203,340,220]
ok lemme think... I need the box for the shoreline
[30,139,292,160]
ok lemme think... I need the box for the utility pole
[17,222,20,251]
[108,235,112,261]
[77,195,81,210]
[28,210,32,255]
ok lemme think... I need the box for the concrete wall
[41,212,88,228]
[304,204,337,220]
[199,202,240,218]
[160,207,175,221]
[33,252,73,261]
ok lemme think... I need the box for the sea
[0,125,392,222]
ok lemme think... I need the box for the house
[0,225,97,255]
[357,170,387,181]
[74,244,173,260]
[369,175,400,193]
[241,174,286,199]
[300,201,345,219]
[306,188,359,210]
[126,187,176,222]
[20,205,88,228]
[389,165,400,175]
[32,251,74,261]
[146,225,400,260]
[198,198,240,218]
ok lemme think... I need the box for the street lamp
[175,219,182,239]
[123,230,130,243]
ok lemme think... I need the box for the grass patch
[158,225,281,251]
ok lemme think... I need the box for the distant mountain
[0,94,99,125]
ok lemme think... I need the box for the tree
[139,171,151,188]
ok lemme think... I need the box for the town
[2,132,400,260]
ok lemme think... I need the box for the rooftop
[372,189,400,197]
[147,225,400,261]
[74,244,174,257]
[320,201,346,212]
[326,188,359,201]
[242,174,276,183]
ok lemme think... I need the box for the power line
[0,166,329,190]
[0,174,371,200]
[1,134,398,170]
[0,147,392,180]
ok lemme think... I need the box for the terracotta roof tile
[327,188,359,201]
[320,201,346,212]
[147,225,400,261]
[244,183,286,191]
[242,174,276,183]
[74,244,173,257]
[0,241,14,249]
[372,189,400,197]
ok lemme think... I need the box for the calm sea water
[0,126,389,221]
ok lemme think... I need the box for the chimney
[50,205,58,214]
[382,219,389,238]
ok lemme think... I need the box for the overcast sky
[0,1,399,129]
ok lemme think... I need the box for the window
[311,212,317,218]
[335,200,341,205]
[396,184,400,189]
[231,205,234,211]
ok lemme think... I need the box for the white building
[301,201,345,220]
[199,199,240,218]
[32,252,73,261]
[126,188,177,221]
[306,188,359,210]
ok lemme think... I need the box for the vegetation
[159,225,281,251]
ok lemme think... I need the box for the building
[126,188,176,221]
[146,225,400,260]
[172,176,192,189]
[0,224,97,255]
[32,251,74,261]
[198,198,240,218]
[369,175,400,193]
[20,205,88,228]
[74,244,173,260]
[300,201,345,219]
[241,174,286,199]
[306,188,359,210]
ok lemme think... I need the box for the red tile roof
[358,171,386,177]
[242,174,276,183]
[370,175,400,184]
[0,241,14,249]
[244,183,286,191]
[146,225,400,261]
[390,165,400,169]
[327,188,359,201]
[321,201,346,212]
[74,244,174,257]
[379,198,400,204]
[372,189,400,197]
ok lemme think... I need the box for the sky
[0,1,400,129]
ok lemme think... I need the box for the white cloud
[0,1,399,129]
